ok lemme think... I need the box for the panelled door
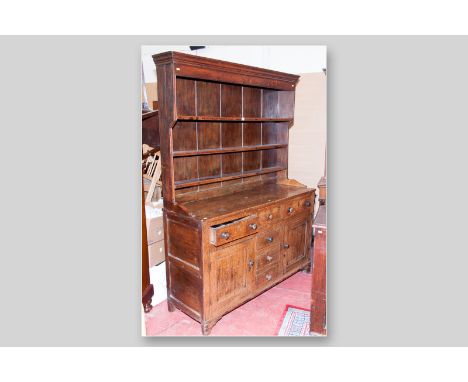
[283,217,308,273]
[208,237,255,316]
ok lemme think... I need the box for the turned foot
[167,300,176,312]
[302,263,312,273]
[201,321,213,336]
[143,300,152,313]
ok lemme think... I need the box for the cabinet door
[283,217,308,273]
[209,238,255,313]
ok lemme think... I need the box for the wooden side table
[310,179,326,335]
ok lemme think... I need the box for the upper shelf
[177,116,292,123]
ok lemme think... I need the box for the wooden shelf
[173,144,287,157]
[174,166,286,189]
[177,115,292,123]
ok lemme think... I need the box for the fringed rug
[277,305,310,336]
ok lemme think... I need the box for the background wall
[142,45,327,189]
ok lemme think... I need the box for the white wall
[141,45,327,83]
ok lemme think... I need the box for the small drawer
[256,247,280,273]
[282,197,302,218]
[259,205,281,225]
[282,196,314,218]
[256,227,281,251]
[210,215,259,246]
[147,216,164,244]
[148,240,165,267]
[256,262,280,289]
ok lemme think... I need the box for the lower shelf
[174,166,286,189]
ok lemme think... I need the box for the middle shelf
[173,143,288,157]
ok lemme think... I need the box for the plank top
[180,182,312,221]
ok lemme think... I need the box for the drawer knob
[249,223,257,230]
[305,200,311,207]
[248,259,254,270]
[283,243,290,249]
[220,232,230,240]
[266,255,273,262]
[266,236,273,243]
[267,214,273,220]
[288,207,294,213]
[266,274,272,281]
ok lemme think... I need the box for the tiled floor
[145,271,311,336]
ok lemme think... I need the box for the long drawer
[209,215,259,246]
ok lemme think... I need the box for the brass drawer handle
[266,255,273,262]
[248,259,254,270]
[305,200,311,207]
[283,243,289,249]
[267,214,273,220]
[249,223,257,230]
[287,207,294,213]
[266,236,273,243]
[220,232,230,240]
[265,274,272,281]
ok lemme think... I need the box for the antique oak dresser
[153,52,315,335]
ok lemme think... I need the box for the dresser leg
[143,300,152,313]
[167,299,176,312]
[201,321,214,336]
[302,262,312,273]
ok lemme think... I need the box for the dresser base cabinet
[163,184,314,335]
[153,52,315,335]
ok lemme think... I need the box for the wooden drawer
[256,262,281,289]
[256,226,281,251]
[258,204,281,225]
[256,246,280,273]
[282,196,313,218]
[147,215,164,244]
[148,240,165,267]
[210,215,259,246]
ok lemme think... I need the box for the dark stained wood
[156,62,177,203]
[154,51,299,91]
[197,154,221,178]
[198,122,220,149]
[173,156,198,182]
[178,116,292,122]
[175,166,286,189]
[222,152,242,175]
[152,52,316,335]
[221,122,242,148]
[221,84,242,117]
[173,143,287,157]
[142,187,153,313]
[142,109,160,149]
[311,180,327,335]
[243,87,262,118]
[172,122,197,151]
[176,78,196,115]
[243,122,261,146]
[196,81,220,117]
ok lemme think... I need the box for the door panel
[283,217,308,272]
[209,238,255,313]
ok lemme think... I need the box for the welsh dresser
[153,51,315,335]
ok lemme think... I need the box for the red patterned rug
[276,305,310,336]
